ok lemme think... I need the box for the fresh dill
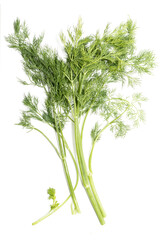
[6,18,155,225]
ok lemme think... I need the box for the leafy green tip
[14,18,21,34]
[47,187,59,210]
[47,187,56,200]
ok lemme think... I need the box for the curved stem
[33,127,61,159]
[88,143,95,174]
[32,196,70,225]
[88,105,130,173]
[32,134,80,225]
[32,166,79,225]
[87,105,130,218]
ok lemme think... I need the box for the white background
[0,0,166,239]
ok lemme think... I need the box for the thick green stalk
[72,70,105,223]
[74,117,105,225]
[78,120,106,218]
[74,117,89,187]
[87,138,106,218]
[87,105,131,218]
[88,173,106,218]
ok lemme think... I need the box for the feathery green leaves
[110,121,130,138]
[6,18,155,127]
[47,188,59,211]
[91,122,101,143]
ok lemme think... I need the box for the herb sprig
[6,18,155,225]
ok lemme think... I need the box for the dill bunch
[6,17,155,225]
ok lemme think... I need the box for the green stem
[81,109,89,141]
[81,75,109,142]
[62,156,80,213]
[33,127,61,159]
[58,108,66,157]
[63,137,79,189]
[32,167,79,225]
[74,117,88,186]
[74,117,105,225]
[89,105,130,173]
[64,95,75,118]
[32,196,69,225]
[68,115,74,123]
[87,105,130,218]
[72,70,105,224]
[53,106,80,213]
[88,142,106,218]
[32,133,80,225]
[88,173,106,218]
[84,182,105,225]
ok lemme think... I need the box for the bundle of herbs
[6,18,155,225]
